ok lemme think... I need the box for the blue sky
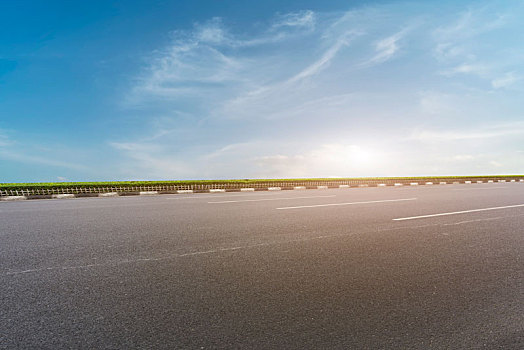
[1,0,524,182]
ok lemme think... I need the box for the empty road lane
[1,184,523,349]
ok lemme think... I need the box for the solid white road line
[209,195,336,204]
[393,203,524,221]
[276,198,417,210]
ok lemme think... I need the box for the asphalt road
[1,184,523,349]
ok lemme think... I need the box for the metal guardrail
[1,176,522,197]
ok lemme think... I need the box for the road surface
[1,183,523,349]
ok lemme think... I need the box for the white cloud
[0,129,11,147]
[109,142,195,179]
[364,29,408,66]
[409,122,524,141]
[432,5,521,90]
[194,17,227,44]
[289,30,356,82]
[491,72,519,89]
[442,63,487,76]
[0,149,88,171]
[272,10,315,29]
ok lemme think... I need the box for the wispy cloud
[272,10,316,30]
[0,149,88,171]
[491,72,520,89]
[362,29,408,66]
[409,122,524,141]
[110,141,195,179]
[0,129,12,147]
[432,4,522,92]
[441,63,487,76]
[0,129,94,176]
[289,30,357,82]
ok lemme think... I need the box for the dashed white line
[393,203,524,221]
[209,195,336,204]
[276,198,417,210]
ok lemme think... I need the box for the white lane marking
[393,203,524,221]
[452,187,508,191]
[276,198,416,210]
[209,195,336,204]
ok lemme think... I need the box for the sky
[1,0,524,182]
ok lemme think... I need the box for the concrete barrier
[0,196,27,201]
[52,194,75,199]
[99,192,119,197]
[268,187,281,191]
[240,188,255,192]
[209,189,226,193]
[139,191,159,195]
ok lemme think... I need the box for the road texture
[1,183,523,349]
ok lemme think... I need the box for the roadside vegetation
[2,175,523,191]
